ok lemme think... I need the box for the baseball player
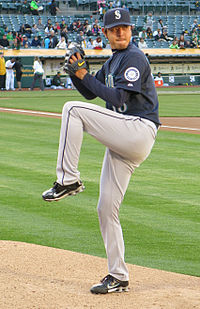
[42,8,160,294]
[5,57,15,91]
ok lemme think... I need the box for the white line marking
[0,107,61,117]
[0,107,200,132]
[162,125,200,132]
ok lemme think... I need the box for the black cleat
[42,181,85,202]
[90,274,129,294]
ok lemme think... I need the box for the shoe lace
[101,274,114,284]
[53,182,60,189]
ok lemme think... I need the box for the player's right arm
[69,66,105,100]
[70,75,97,99]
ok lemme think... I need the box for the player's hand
[63,43,88,79]
[69,53,88,80]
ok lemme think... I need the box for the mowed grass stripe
[0,88,200,116]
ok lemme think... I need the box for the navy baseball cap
[103,8,132,29]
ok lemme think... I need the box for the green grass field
[0,89,200,277]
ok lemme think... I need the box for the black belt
[140,117,160,130]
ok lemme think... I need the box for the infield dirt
[1,241,200,309]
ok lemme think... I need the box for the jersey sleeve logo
[124,67,140,82]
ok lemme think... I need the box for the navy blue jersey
[95,43,160,125]
[71,43,160,126]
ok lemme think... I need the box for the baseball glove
[63,42,87,76]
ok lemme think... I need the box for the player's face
[103,25,132,50]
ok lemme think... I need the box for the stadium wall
[2,48,200,87]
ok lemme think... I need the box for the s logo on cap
[115,10,121,20]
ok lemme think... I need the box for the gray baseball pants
[56,101,157,281]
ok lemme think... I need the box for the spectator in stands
[191,28,198,41]
[54,21,61,32]
[93,36,103,49]
[19,23,32,38]
[190,36,200,48]
[139,28,147,40]
[99,4,104,21]
[92,19,101,36]
[0,51,6,90]
[191,19,198,31]
[48,30,58,48]
[83,20,92,37]
[60,19,67,31]
[32,24,39,35]
[0,34,10,49]
[24,42,30,48]
[44,36,50,48]
[76,20,84,32]
[195,1,200,12]
[108,1,114,9]
[0,26,5,39]
[24,24,32,38]
[23,35,31,48]
[153,29,162,41]
[76,31,85,46]
[31,35,42,48]
[169,39,179,49]
[30,57,44,91]
[178,34,187,49]
[60,27,68,44]
[144,11,154,31]
[13,57,23,90]
[45,24,54,36]
[161,27,173,42]
[19,24,25,35]
[182,29,190,44]
[197,24,200,36]
[86,38,94,49]
[131,37,138,47]
[91,24,99,36]
[37,17,45,31]
[131,24,138,37]
[21,0,30,14]
[56,36,67,49]
[30,0,39,15]
[138,38,148,49]
[7,31,14,46]
[12,39,19,50]
[157,19,164,31]
[4,26,9,36]
[49,0,60,16]
[146,27,153,39]
[45,18,52,28]
[51,71,64,89]
[12,33,23,50]
[121,3,128,10]
[69,21,78,32]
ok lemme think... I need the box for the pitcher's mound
[0,241,199,309]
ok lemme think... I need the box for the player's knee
[62,101,82,114]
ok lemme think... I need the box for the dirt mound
[0,241,200,309]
